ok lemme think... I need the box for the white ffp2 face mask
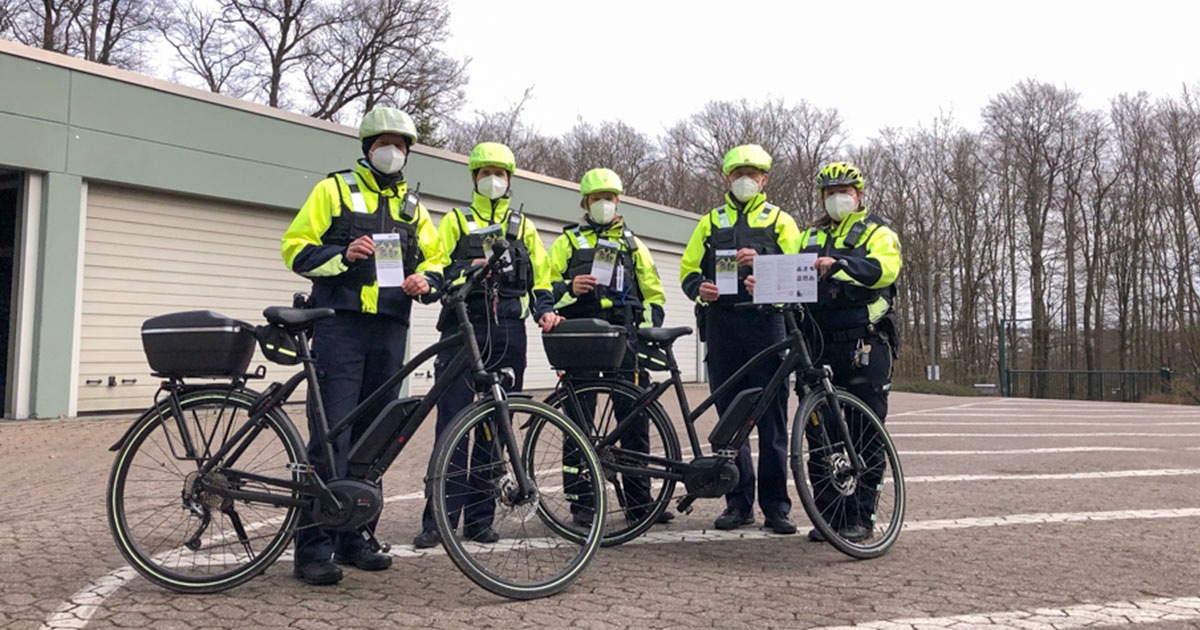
[731,176,761,202]
[476,174,509,200]
[824,192,859,221]
[589,199,617,225]
[370,145,407,174]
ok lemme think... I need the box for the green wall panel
[65,127,322,210]
[68,73,360,175]
[29,172,82,418]
[0,112,68,172]
[0,53,70,123]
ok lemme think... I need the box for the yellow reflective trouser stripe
[361,284,378,314]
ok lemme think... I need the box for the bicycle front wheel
[107,388,305,593]
[430,398,606,600]
[543,379,680,546]
[791,389,905,559]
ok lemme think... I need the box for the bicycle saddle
[263,306,336,330]
[636,326,693,344]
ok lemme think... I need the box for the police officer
[412,142,563,549]
[547,167,671,526]
[679,144,801,534]
[282,107,446,585]
[800,161,902,543]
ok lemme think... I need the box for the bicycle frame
[152,249,536,515]
[558,306,866,478]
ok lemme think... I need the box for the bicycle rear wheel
[790,389,905,559]
[107,388,304,593]
[543,380,680,546]
[430,398,606,600]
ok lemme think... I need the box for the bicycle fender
[110,405,162,451]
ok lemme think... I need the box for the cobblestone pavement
[4,387,1200,629]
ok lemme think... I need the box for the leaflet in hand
[472,222,503,256]
[373,233,406,287]
[752,253,818,304]
[715,249,739,295]
[590,239,620,287]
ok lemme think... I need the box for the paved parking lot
[4,388,1200,629]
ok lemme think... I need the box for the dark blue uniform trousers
[705,306,791,518]
[419,318,526,535]
[294,311,408,568]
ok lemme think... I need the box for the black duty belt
[825,324,880,344]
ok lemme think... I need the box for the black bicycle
[538,303,904,558]
[105,243,606,599]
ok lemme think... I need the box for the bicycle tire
[430,398,606,600]
[107,387,305,593]
[790,388,905,559]
[543,380,681,546]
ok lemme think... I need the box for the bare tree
[0,1,18,35]
[2,0,157,70]
[562,119,660,198]
[158,1,253,96]
[983,80,1086,390]
[657,98,845,216]
[218,0,331,110]
[300,0,465,124]
[439,87,572,181]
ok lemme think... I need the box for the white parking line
[908,468,1200,483]
[812,596,1200,629]
[44,507,1200,629]
[891,432,1200,438]
[902,447,1161,455]
[894,418,1200,423]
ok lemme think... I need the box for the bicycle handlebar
[441,240,514,306]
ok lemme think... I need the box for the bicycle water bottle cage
[708,387,763,451]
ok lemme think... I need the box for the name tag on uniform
[373,232,405,287]
[715,249,738,295]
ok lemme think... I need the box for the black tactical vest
[321,171,423,285]
[701,203,783,304]
[562,224,644,321]
[802,214,890,309]
[449,206,531,298]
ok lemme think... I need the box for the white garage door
[78,185,312,413]
[78,185,700,413]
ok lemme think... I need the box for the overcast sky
[441,0,1198,144]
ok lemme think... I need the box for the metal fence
[1004,369,1170,402]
